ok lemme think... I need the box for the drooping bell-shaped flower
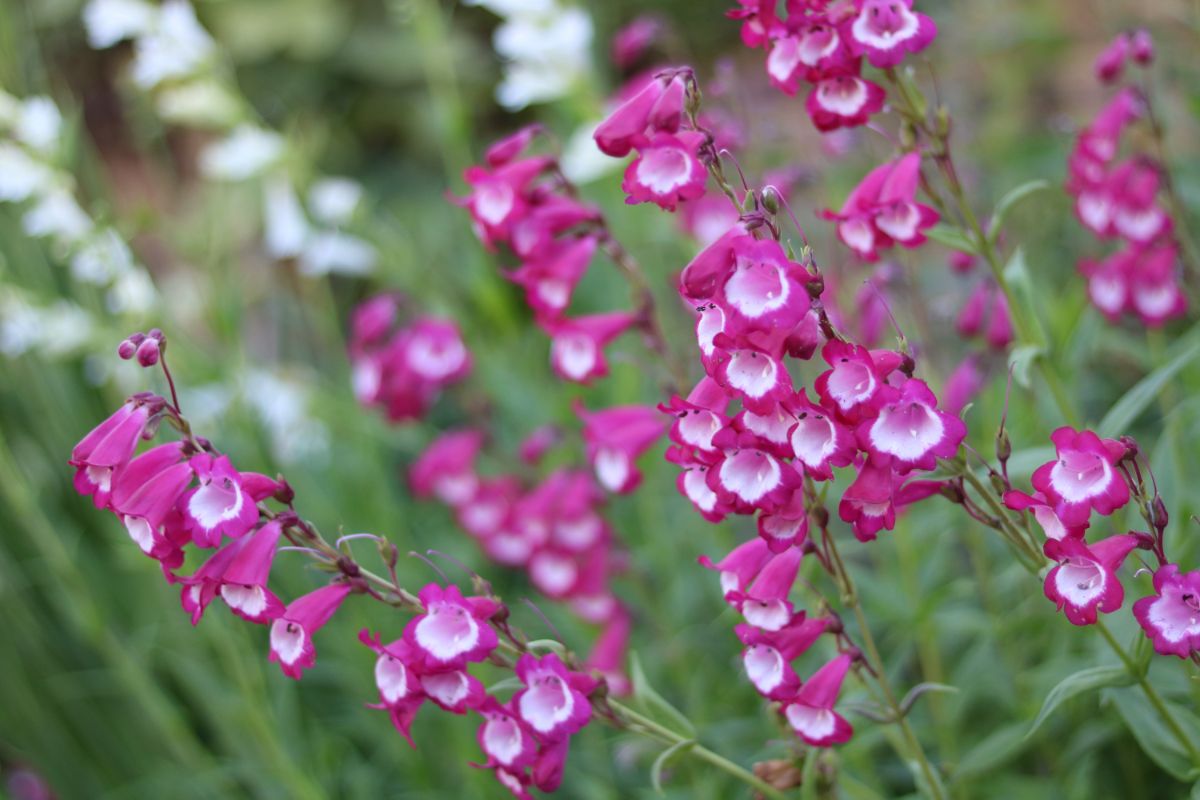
[838,460,944,542]
[756,487,810,553]
[410,428,485,507]
[873,153,939,248]
[421,668,487,714]
[217,520,286,623]
[512,652,597,742]
[784,389,856,480]
[593,74,685,157]
[269,583,353,679]
[622,131,708,211]
[402,317,472,385]
[783,654,854,747]
[813,340,899,423]
[179,537,244,625]
[476,696,538,770]
[1003,489,1088,547]
[110,441,193,556]
[821,161,892,261]
[674,460,730,522]
[805,71,886,132]
[1129,244,1188,327]
[737,546,804,631]
[660,376,732,456]
[404,583,499,671]
[576,403,665,494]
[857,378,966,473]
[359,630,426,746]
[707,429,802,515]
[726,0,782,49]
[736,615,829,699]
[1094,32,1130,83]
[546,311,636,384]
[1132,564,1200,658]
[848,0,937,68]
[717,237,809,333]
[1030,426,1130,527]
[180,453,262,547]
[699,536,773,599]
[457,156,553,249]
[507,235,596,321]
[1043,534,1139,625]
[71,400,152,507]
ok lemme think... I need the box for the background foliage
[1,0,1199,798]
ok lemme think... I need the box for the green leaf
[924,224,977,254]
[908,758,949,800]
[1008,344,1043,389]
[1097,323,1200,438]
[650,739,694,794]
[1001,248,1048,346]
[952,722,1032,783]
[988,180,1050,241]
[629,651,697,737]
[1025,664,1133,740]
[1102,687,1200,781]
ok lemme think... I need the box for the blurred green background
[2,0,1200,798]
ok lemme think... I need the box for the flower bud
[1151,495,1169,530]
[761,185,782,216]
[1130,29,1154,66]
[135,337,160,367]
[117,338,138,359]
[996,427,1012,463]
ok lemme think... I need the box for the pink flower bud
[135,337,160,366]
[1094,33,1129,84]
[1131,29,1154,65]
[117,338,138,359]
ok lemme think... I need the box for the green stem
[1096,619,1200,766]
[959,467,1044,568]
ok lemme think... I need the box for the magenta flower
[1133,564,1200,658]
[457,156,553,249]
[839,460,942,542]
[593,74,685,158]
[1130,29,1154,65]
[217,520,286,623]
[766,22,850,94]
[585,610,631,695]
[512,652,596,742]
[940,356,984,417]
[612,15,662,69]
[1043,534,1139,625]
[805,71,886,132]
[784,389,857,480]
[713,336,795,413]
[622,131,708,211]
[757,488,810,552]
[1129,244,1188,327]
[736,615,829,700]
[1094,32,1130,83]
[507,235,596,321]
[404,584,499,671]
[737,546,804,631]
[510,195,601,261]
[873,153,940,248]
[660,377,732,456]
[726,0,782,49]
[1003,489,1088,546]
[477,697,538,770]
[857,378,966,473]
[699,537,773,599]
[484,124,542,167]
[179,540,243,625]
[546,311,636,384]
[410,428,485,506]
[1030,426,1130,527]
[401,318,472,386]
[180,453,261,547]
[717,237,809,333]
[813,340,898,422]
[576,403,665,494]
[783,654,854,747]
[847,0,937,68]
[421,668,486,714]
[674,460,730,522]
[70,400,152,507]
[109,442,193,556]
[360,630,426,747]
[269,583,353,679]
[707,430,802,515]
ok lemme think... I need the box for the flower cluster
[820,152,939,262]
[410,427,633,690]
[1067,35,1187,327]
[590,65,963,750]
[729,0,936,131]
[1004,427,1138,625]
[69,336,353,679]
[72,333,607,800]
[348,294,471,422]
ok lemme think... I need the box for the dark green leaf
[1026,664,1132,739]
[1098,323,1200,438]
[1102,687,1200,781]
[629,651,697,737]
[925,224,978,254]
[988,180,1050,241]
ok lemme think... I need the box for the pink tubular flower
[1129,244,1188,327]
[109,442,193,556]
[477,697,538,770]
[546,311,636,384]
[699,537,773,598]
[727,0,782,49]
[458,157,553,249]
[838,460,943,541]
[708,430,802,515]
[404,584,499,671]
[485,125,542,167]
[806,72,886,132]
[622,131,708,211]
[1043,534,1139,625]
[180,453,261,547]
[674,460,730,522]
[1094,33,1130,83]
[593,74,686,158]
[507,235,596,321]
[585,610,631,695]
[784,389,856,480]
[612,15,662,69]
[217,520,286,623]
[736,615,829,700]
[1130,29,1154,65]
[717,237,809,333]
[410,428,485,506]
[736,546,804,631]
[512,652,596,742]
[848,0,937,68]
[403,318,472,385]
[269,583,353,679]
[1030,426,1130,527]
[1133,564,1200,658]
[941,356,984,417]
[660,377,732,456]
[71,400,152,507]
[576,403,665,494]
[857,378,966,473]
[874,153,939,248]
[1003,489,1088,546]
[421,668,487,714]
[757,488,810,552]
[813,340,897,423]
[783,654,854,747]
[360,630,425,747]
[179,537,244,625]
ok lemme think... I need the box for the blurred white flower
[308,177,363,225]
[559,120,619,184]
[105,269,158,314]
[131,0,215,88]
[299,231,377,276]
[199,125,285,181]
[0,292,93,357]
[71,227,136,284]
[22,189,92,246]
[155,80,241,128]
[0,143,55,202]
[0,91,21,128]
[15,97,63,154]
[263,177,309,259]
[83,0,157,48]
[463,0,555,14]
[243,368,329,464]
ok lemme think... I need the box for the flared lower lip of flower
[824,359,876,410]
[188,478,245,531]
[413,603,482,662]
[1052,559,1108,610]
[815,77,868,116]
[676,409,723,451]
[529,551,579,596]
[473,181,515,227]
[375,653,414,704]
[635,145,693,195]
[722,257,791,319]
[593,447,631,492]
[743,644,787,694]
[518,676,575,734]
[875,202,921,241]
[269,619,307,665]
[552,334,598,381]
[791,413,838,469]
[220,584,275,620]
[718,450,782,505]
[1047,452,1114,503]
[867,401,945,462]
[408,337,468,381]
[482,716,528,767]
[421,670,471,708]
[741,598,791,631]
[725,351,781,401]
[851,4,920,52]
[838,217,875,255]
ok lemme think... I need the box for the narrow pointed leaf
[1026,664,1132,740]
[650,739,694,794]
